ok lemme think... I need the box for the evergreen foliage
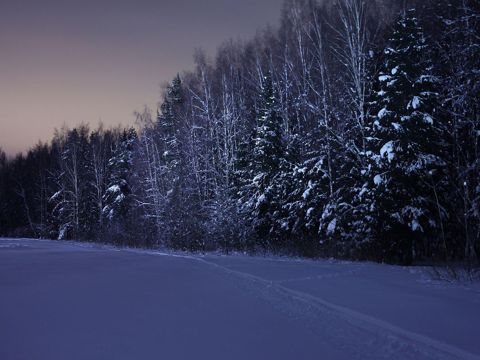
[1,0,478,264]
[102,128,137,244]
[365,9,446,263]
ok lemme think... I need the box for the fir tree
[281,129,335,256]
[232,134,254,204]
[253,74,284,178]
[103,128,137,244]
[244,74,285,244]
[159,74,183,172]
[366,9,445,263]
[157,75,204,249]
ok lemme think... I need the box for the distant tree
[156,75,192,247]
[88,125,115,237]
[103,128,137,244]
[50,126,90,240]
[1,0,478,263]
[0,148,6,235]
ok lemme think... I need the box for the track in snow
[1,238,479,360]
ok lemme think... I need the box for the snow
[255,194,266,208]
[374,174,383,185]
[106,184,121,193]
[326,218,337,235]
[417,75,439,84]
[379,74,391,82]
[411,219,423,232]
[58,225,68,240]
[424,114,434,124]
[1,238,480,360]
[387,79,398,87]
[306,207,314,218]
[392,122,402,131]
[409,96,421,109]
[302,180,313,200]
[380,141,395,162]
[49,190,62,202]
[378,107,388,119]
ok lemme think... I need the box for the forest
[0,0,478,265]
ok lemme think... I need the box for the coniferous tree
[157,75,204,248]
[243,74,285,246]
[159,75,183,178]
[253,74,284,178]
[103,128,137,244]
[1,0,478,263]
[366,9,445,263]
[280,129,336,255]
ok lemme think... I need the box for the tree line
[0,0,478,264]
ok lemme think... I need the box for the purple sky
[0,0,284,155]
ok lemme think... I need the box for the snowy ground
[1,238,479,360]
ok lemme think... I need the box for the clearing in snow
[0,238,479,360]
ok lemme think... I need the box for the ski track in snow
[1,238,479,360]
[121,248,479,360]
[191,257,479,360]
[77,241,480,360]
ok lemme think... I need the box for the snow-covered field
[1,238,479,360]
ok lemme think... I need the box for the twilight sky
[0,0,284,156]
